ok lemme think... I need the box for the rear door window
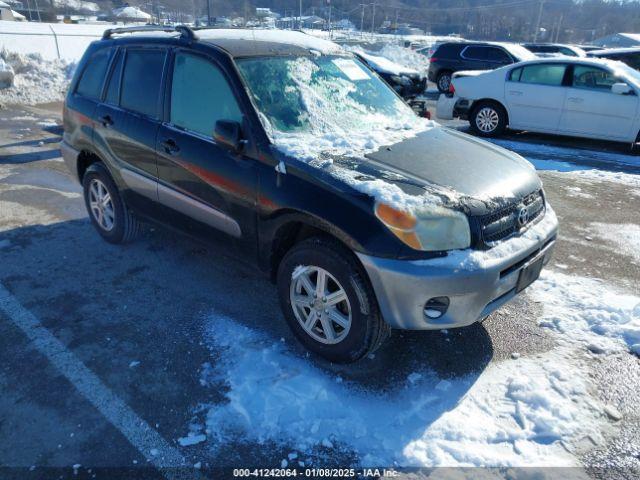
[462,46,488,61]
[486,47,512,63]
[76,49,111,99]
[170,53,242,137]
[120,49,166,118]
[519,64,566,86]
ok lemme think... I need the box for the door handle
[509,90,523,96]
[567,97,584,103]
[160,139,180,155]
[99,114,113,127]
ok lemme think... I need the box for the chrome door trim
[120,167,158,201]
[120,167,241,238]
[157,181,241,238]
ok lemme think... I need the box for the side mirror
[611,82,633,95]
[214,120,245,152]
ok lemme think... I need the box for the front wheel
[469,101,507,137]
[277,237,390,363]
[436,71,452,93]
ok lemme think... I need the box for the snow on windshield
[238,54,444,211]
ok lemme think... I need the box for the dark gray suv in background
[428,41,536,92]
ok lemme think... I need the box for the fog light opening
[424,297,450,319]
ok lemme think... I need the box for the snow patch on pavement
[589,223,640,265]
[532,271,640,355]
[0,50,75,106]
[199,283,615,467]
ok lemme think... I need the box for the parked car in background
[522,43,586,57]
[574,44,602,52]
[428,41,536,92]
[587,47,640,71]
[62,26,557,363]
[437,57,640,143]
[353,51,426,99]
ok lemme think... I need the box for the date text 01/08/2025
[232,468,400,477]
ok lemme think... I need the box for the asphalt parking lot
[0,101,639,478]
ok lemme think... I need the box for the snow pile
[590,223,640,265]
[533,271,640,355]
[199,314,605,467]
[0,57,14,88]
[0,49,75,105]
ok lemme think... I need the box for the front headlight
[375,203,471,251]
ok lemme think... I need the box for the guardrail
[0,20,115,61]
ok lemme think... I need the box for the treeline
[198,0,640,43]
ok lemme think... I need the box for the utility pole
[533,0,544,42]
[360,3,365,35]
[370,2,375,34]
[299,0,302,29]
[206,0,211,26]
[327,0,332,37]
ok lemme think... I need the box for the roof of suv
[436,40,535,61]
[106,27,344,58]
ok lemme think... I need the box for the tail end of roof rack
[102,25,197,41]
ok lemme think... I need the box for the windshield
[613,61,640,86]
[236,55,418,136]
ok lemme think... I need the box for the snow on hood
[357,51,419,76]
[256,55,444,213]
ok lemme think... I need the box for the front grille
[474,190,545,247]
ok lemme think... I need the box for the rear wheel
[82,163,141,244]
[436,71,452,93]
[469,101,507,137]
[277,237,390,363]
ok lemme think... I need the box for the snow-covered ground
[0,50,75,105]
[189,268,637,468]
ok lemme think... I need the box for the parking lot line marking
[0,284,197,480]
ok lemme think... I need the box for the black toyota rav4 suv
[63,26,557,363]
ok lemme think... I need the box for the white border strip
[0,283,194,480]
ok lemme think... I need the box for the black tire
[436,71,452,93]
[82,163,141,244]
[277,237,390,363]
[469,101,507,137]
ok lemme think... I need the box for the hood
[335,127,541,213]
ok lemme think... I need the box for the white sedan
[436,57,640,144]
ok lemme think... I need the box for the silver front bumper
[357,213,558,330]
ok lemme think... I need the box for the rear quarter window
[120,49,166,118]
[434,43,462,58]
[75,49,111,100]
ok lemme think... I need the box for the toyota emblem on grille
[517,205,529,227]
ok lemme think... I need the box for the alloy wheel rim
[438,75,451,91]
[290,265,352,345]
[476,107,499,132]
[88,179,115,232]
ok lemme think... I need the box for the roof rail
[102,25,197,41]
